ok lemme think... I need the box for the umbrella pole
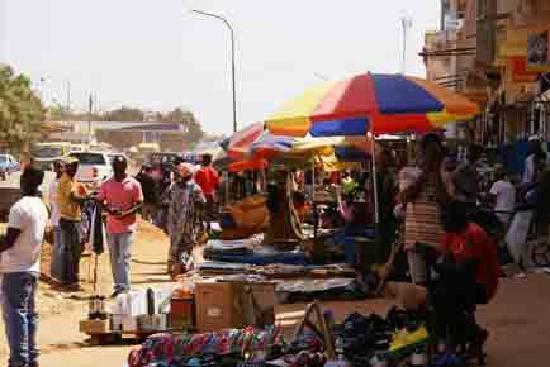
[312,160,318,239]
[370,132,380,225]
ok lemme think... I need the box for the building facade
[424,0,550,148]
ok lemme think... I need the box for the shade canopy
[266,72,480,137]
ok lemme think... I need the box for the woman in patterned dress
[163,162,205,276]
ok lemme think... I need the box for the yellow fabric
[265,80,337,137]
[408,77,480,117]
[389,326,429,352]
[427,110,476,125]
[57,174,82,221]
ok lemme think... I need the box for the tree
[0,64,45,153]
[103,106,144,121]
[163,107,204,147]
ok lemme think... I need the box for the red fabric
[195,166,219,197]
[228,159,267,173]
[312,73,379,122]
[441,223,500,301]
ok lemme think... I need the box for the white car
[68,151,113,189]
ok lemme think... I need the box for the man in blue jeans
[0,167,48,367]
[97,156,143,297]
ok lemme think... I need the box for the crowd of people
[1,134,549,366]
[0,153,220,367]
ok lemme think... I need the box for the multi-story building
[424,0,550,150]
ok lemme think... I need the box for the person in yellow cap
[162,162,205,276]
[56,156,87,289]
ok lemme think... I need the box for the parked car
[0,153,20,180]
[68,151,113,189]
[31,142,70,171]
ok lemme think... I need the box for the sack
[505,210,533,264]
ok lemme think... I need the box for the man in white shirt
[49,160,63,281]
[489,166,516,229]
[0,167,48,367]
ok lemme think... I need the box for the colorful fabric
[266,73,479,137]
[163,181,205,264]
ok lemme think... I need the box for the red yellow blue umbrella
[266,72,480,137]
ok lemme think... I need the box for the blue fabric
[106,232,133,293]
[2,272,38,367]
[205,251,307,265]
[335,146,369,162]
[371,73,443,114]
[310,118,369,137]
[250,133,294,154]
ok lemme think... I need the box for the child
[440,201,500,303]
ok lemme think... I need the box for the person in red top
[440,201,500,302]
[194,154,220,230]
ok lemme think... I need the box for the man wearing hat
[162,162,204,276]
[56,156,87,289]
[97,155,143,297]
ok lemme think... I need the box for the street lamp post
[191,9,237,133]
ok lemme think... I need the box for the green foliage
[0,64,45,153]
[163,107,204,146]
[103,106,144,121]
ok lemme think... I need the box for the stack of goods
[203,238,306,266]
[196,263,357,279]
[110,287,175,333]
[127,326,287,367]
[277,278,368,304]
[330,307,429,366]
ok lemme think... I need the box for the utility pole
[88,92,93,147]
[191,9,238,132]
[66,80,71,114]
[400,16,413,75]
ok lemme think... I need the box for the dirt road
[1,221,550,366]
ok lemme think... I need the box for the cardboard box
[79,319,110,335]
[195,281,276,332]
[137,314,168,331]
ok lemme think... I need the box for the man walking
[57,157,86,289]
[97,156,142,297]
[1,167,48,367]
[194,154,219,230]
[135,164,158,223]
[49,160,64,282]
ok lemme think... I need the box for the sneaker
[514,272,527,279]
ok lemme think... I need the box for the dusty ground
[1,221,550,366]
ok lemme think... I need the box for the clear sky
[0,0,440,134]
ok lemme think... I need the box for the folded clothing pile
[128,325,285,367]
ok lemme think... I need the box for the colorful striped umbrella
[266,72,480,137]
[226,122,265,159]
[250,133,295,159]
